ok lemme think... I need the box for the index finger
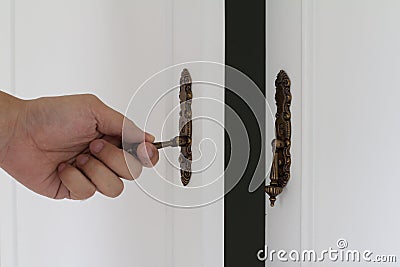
[90,96,152,143]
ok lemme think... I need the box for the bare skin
[0,91,159,200]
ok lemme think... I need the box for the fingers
[91,139,159,169]
[102,135,122,147]
[57,135,159,200]
[136,142,159,167]
[89,95,151,143]
[75,154,124,198]
[89,139,143,179]
[145,132,155,143]
[57,154,126,200]
[102,132,155,148]
[57,163,96,200]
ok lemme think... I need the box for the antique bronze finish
[265,70,292,207]
[177,69,193,186]
[126,69,193,186]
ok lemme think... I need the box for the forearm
[0,91,24,166]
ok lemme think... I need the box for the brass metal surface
[265,70,292,207]
[125,69,193,186]
[178,69,193,186]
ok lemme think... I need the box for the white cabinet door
[0,1,224,267]
[267,0,400,266]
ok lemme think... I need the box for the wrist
[0,91,25,166]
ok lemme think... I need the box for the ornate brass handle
[265,70,292,207]
[126,69,193,186]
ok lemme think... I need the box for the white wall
[267,0,400,266]
[0,0,17,266]
[0,1,224,267]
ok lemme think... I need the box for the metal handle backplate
[126,69,193,186]
[265,70,292,206]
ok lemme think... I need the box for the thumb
[90,97,149,143]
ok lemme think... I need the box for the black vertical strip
[225,1,265,266]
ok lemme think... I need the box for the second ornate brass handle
[265,70,292,207]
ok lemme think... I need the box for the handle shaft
[125,136,191,156]
[152,135,191,149]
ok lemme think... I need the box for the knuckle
[131,165,143,179]
[77,187,96,200]
[84,93,100,104]
[85,187,97,199]
[124,174,135,181]
[70,193,80,200]
[89,140,106,156]
[105,181,124,198]
[123,151,143,179]
[79,156,97,173]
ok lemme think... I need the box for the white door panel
[0,1,224,267]
[267,0,400,266]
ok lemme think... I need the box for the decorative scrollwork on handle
[126,69,193,186]
[265,70,292,207]
[178,69,192,186]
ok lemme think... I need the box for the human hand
[0,92,159,200]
